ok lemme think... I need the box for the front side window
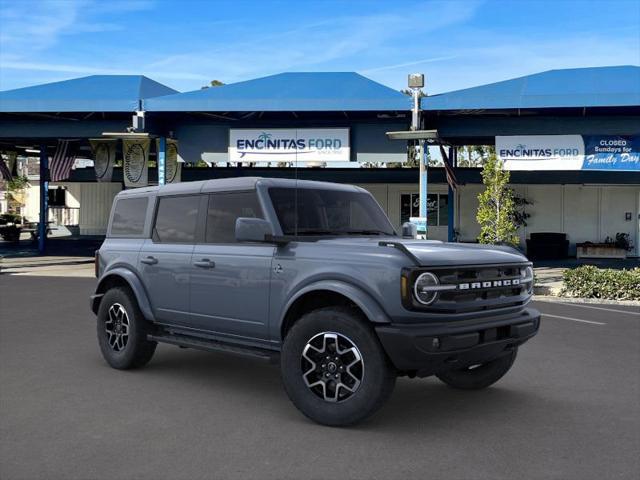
[206,191,263,243]
[110,197,148,236]
[269,187,395,236]
[153,195,200,243]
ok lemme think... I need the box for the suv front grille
[407,263,533,315]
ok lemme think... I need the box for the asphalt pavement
[1,275,638,480]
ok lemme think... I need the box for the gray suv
[91,177,540,426]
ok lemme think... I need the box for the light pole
[408,73,427,238]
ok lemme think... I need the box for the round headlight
[414,272,440,305]
[521,266,533,281]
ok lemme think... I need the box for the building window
[401,193,448,227]
[48,187,66,207]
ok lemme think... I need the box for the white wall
[454,183,639,256]
[76,183,121,235]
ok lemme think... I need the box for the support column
[418,140,428,239]
[447,146,456,242]
[38,144,48,254]
[157,137,166,186]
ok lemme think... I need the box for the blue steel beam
[38,145,48,254]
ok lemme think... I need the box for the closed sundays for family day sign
[497,135,640,171]
[229,128,350,163]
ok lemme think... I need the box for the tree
[457,145,495,167]
[201,79,225,89]
[476,153,519,246]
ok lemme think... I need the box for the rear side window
[153,195,200,243]
[110,197,148,236]
[206,192,263,243]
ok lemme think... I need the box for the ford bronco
[91,177,540,426]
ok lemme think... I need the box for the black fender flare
[92,268,155,322]
[281,279,391,329]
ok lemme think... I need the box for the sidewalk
[0,255,94,277]
[533,266,565,296]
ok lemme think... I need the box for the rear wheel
[281,307,396,426]
[97,287,157,369]
[435,349,517,390]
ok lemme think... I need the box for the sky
[0,0,639,94]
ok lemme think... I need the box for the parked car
[91,177,540,426]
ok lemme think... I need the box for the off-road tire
[436,348,518,390]
[281,306,396,427]
[97,287,157,370]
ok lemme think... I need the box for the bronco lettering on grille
[458,278,520,290]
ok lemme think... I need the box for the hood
[396,239,528,266]
[315,237,528,266]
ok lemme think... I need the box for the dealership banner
[122,138,149,188]
[582,136,640,171]
[496,135,585,170]
[229,128,350,163]
[497,135,640,171]
[156,138,182,183]
[90,139,116,182]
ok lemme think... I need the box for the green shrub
[561,265,640,301]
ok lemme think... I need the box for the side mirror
[235,217,272,243]
[401,222,417,239]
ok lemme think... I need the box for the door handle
[140,256,158,265]
[193,259,215,269]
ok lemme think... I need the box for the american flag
[439,145,458,190]
[0,157,12,181]
[49,140,78,182]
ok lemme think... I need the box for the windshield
[269,187,396,237]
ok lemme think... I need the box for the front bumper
[375,308,540,377]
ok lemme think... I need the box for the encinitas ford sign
[229,128,350,163]
[497,135,640,171]
[497,135,585,170]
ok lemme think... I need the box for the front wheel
[281,307,396,427]
[435,348,518,390]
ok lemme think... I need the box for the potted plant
[576,233,633,259]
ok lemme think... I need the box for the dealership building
[0,66,639,257]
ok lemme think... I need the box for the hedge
[561,265,640,301]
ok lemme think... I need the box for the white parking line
[543,313,606,326]
[553,302,640,317]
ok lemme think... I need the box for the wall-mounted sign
[496,135,585,170]
[229,128,350,163]
[497,135,640,171]
[582,136,640,171]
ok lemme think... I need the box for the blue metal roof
[422,66,640,111]
[145,72,411,112]
[0,75,178,113]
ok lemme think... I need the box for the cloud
[0,0,153,55]
[361,56,459,74]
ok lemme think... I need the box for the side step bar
[147,332,279,363]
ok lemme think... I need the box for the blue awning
[145,72,411,112]
[0,75,178,113]
[422,66,640,111]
